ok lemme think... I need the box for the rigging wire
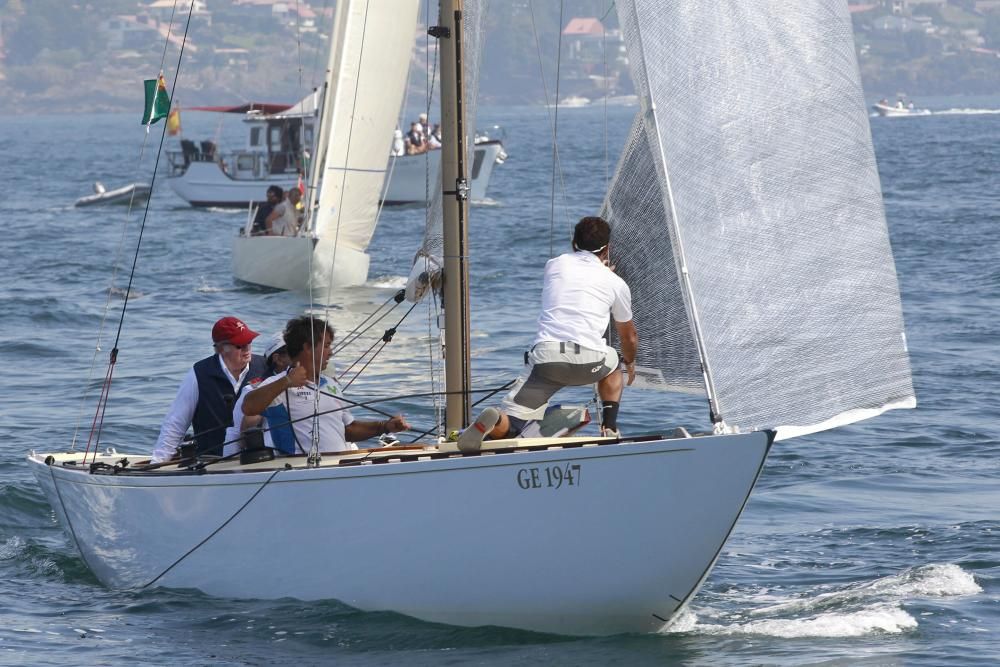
[526,0,569,257]
[337,302,419,391]
[83,0,195,462]
[72,0,189,452]
[549,0,566,258]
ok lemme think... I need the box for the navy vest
[191,354,267,455]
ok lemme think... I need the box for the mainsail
[605,0,915,439]
[310,0,419,253]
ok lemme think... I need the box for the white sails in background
[604,0,915,438]
[311,0,418,251]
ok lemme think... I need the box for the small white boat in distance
[74,182,152,207]
[872,98,915,117]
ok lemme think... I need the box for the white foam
[672,605,917,638]
[753,563,981,615]
[367,275,407,289]
[0,536,26,560]
[664,563,980,639]
[933,108,1000,116]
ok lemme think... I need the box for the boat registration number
[516,464,581,490]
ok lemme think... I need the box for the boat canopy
[187,102,293,115]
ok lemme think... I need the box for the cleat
[457,408,500,453]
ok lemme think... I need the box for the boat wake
[665,563,981,638]
[932,107,1000,116]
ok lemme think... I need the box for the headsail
[310,0,420,253]
[605,0,915,439]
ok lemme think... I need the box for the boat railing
[166,146,304,181]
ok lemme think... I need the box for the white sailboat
[231,0,421,294]
[28,0,914,637]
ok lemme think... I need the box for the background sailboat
[231,0,420,297]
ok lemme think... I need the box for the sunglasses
[223,342,250,350]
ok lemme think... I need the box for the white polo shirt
[534,251,633,352]
[257,372,357,455]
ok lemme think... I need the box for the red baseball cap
[211,317,259,346]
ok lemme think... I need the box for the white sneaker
[457,408,500,453]
[601,427,622,439]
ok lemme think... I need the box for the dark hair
[267,185,284,199]
[283,316,333,358]
[572,216,611,252]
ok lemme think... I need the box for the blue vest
[191,354,267,455]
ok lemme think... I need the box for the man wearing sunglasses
[151,316,268,463]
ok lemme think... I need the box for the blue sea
[0,96,997,666]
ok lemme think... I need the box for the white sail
[311,0,420,253]
[605,0,915,438]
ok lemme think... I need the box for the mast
[437,0,472,433]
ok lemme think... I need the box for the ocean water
[0,96,997,665]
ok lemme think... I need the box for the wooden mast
[438,0,472,434]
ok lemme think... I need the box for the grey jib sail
[605,0,915,439]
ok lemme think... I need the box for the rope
[83,0,195,462]
[549,0,565,258]
[141,468,283,589]
[332,289,405,355]
[527,0,569,258]
[337,302,418,391]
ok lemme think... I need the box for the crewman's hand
[624,361,636,386]
[385,414,411,433]
[284,362,309,388]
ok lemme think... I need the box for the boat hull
[231,234,370,297]
[168,144,503,208]
[29,431,770,636]
[74,184,152,207]
[872,103,911,117]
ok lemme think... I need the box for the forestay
[405,0,490,302]
[311,0,419,251]
[604,0,915,439]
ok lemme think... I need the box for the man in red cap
[151,316,268,463]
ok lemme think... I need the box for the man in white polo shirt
[460,216,638,449]
[242,315,409,455]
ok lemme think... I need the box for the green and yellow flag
[142,74,171,125]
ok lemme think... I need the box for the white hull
[167,144,503,208]
[873,103,912,117]
[232,234,370,297]
[380,141,504,205]
[29,431,771,636]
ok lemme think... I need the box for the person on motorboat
[458,216,639,451]
[222,331,292,457]
[242,315,410,455]
[151,317,268,463]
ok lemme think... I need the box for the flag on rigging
[166,106,181,135]
[142,74,171,125]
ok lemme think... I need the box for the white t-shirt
[534,250,633,352]
[271,201,300,236]
[257,372,357,455]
